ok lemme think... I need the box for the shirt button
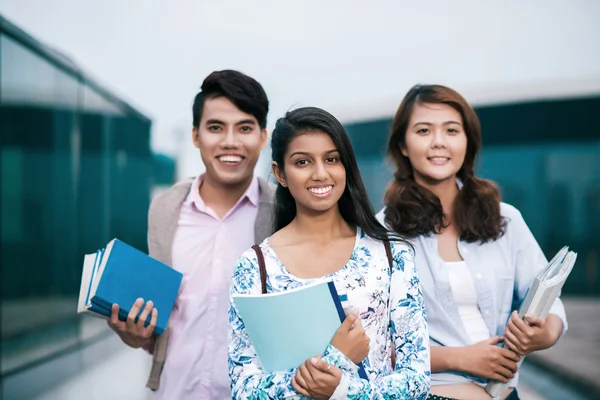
[211,296,217,303]
[484,310,490,316]
[476,274,482,279]
[462,248,468,254]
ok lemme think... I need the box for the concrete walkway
[527,297,600,399]
[32,337,153,400]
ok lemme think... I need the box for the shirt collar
[189,174,260,213]
[244,176,261,207]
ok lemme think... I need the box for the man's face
[193,96,267,188]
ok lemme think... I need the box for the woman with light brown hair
[377,84,568,400]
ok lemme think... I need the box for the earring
[281,181,287,187]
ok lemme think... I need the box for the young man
[107,70,274,399]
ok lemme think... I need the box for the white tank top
[446,261,490,344]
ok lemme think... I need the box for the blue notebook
[233,280,369,380]
[77,239,183,335]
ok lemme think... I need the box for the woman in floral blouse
[227,107,430,399]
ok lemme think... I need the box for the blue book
[77,239,183,335]
[233,280,369,380]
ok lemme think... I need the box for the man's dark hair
[192,70,269,129]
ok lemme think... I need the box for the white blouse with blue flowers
[228,228,431,399]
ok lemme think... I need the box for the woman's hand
[292,356,342,400]
[330,311,370,364]
[457,336,521,383]
[504,311,562,356]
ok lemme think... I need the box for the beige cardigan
[145,177,274,390]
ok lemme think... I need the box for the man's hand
[457,336,521,383]
[504,311,562,356]
[292,356,342,400]
[107,298,158,349]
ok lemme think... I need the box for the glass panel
[78,83,134,265]
[0,27,153,390]
[0,34,82,374]
[480,143,600,295]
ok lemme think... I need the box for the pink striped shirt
[153,174,260,400]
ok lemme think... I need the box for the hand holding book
[486,246,576,397]
[77,239,182,336]
[232,279,370,380]
[503,311,564,356]
[292,356,342,399]
[107,298,158,349]
[456,336,520,383]
[292,313,370,399]
[329,311,370,365]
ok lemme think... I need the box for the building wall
[0,17,155,396]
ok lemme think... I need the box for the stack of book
[77,239,182,335]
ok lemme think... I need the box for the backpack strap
[252,244,268,294]
[383,239,393,273]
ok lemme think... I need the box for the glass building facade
[344,95,600,297]
[0,15,157,397]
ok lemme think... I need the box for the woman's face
[273,131,346,215]
[402,102,467,187]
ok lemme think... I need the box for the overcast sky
[2,0,599,177]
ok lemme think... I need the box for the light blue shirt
[376,202,568,388]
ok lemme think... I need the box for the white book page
[77,253,97,313]
[89,239,116,300]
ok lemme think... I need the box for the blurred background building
[1,1,599,399]
[0,14,175,399]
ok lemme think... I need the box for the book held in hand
[232,279,369,380]
[486,246,577,397]
[77,239,183,335]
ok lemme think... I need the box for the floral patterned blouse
[228,228,431,399]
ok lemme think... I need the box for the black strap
[383,239,396,369]
[252,244,268,294]
[383,240,393,272]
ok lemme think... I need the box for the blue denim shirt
[377,202,568,388]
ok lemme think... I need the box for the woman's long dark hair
[384,84,505,243]
[271,107,404,243]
